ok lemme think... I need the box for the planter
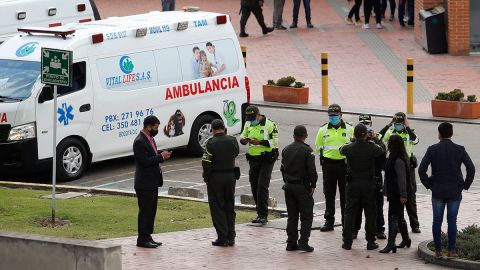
[431,100,480,119]
[262,85,309,104]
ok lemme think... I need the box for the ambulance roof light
[183,6,200,12]
[216,15,227,25]
[18,27,75,39]
[176,21,189,31]
[77,4,86,12]
[91,33,104,44]
[135,27,147,37]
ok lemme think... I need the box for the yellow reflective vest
[240,117,279,156]
[315,122,354,160]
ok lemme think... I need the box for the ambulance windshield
[0,60,40,101]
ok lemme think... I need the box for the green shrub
[276,76,297,87]
[428,224,480,262]
[448,89,464,101]
[267,80,276,86]
[467,95,477,102]
[294,81,305,88]
[435,92,449,100]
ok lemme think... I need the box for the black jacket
[340,139,385,178]
[133,132,164,190]
[202,133,240,181]
[384,158,409,200]
[281,140,318,188]
[419,139,475,199]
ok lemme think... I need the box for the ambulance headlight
[8,123,36,141]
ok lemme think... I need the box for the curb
[417,240,480,270]
[0,181,287,215]
[251,101,480,125]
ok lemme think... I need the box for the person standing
[290,0,313,29]
[398,0,413,26]
[379,135,411,253]
[273,0,287,30]
[281,125,318,252]
[202,119,240,247]
[240,105,279,224]
[239,0,274,37]
[340,123,385,250]
[379,112,421,234]
[363,0,383,29]
[352,114,387,240]
[133,115,171,248]
[161,0,175,11]
[418,122,475,258]
[345,0,364,26]
[315,104,354,232]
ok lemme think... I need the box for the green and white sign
[41,48,72,86]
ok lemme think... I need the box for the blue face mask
[250,119,259,126]
[329,116,341,126]
[394,123,404,131]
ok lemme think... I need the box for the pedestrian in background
[363,0,383,29]
[202,119,240,247]
[345,0,364,26]
[240,105,279,224]
[398,0,413,26]
[290,0,313,29]
[379,135,411,254]
[281,125,318,252]
[133,115,171,248]
[161,0,175,11]
[273,0,287,30]
[380,112,421,234]
[239,0,274,37]
[383,0,396,21]
[315,104,353,232]
[340,123,385,251]
[418,122,475,258]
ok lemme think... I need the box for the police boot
[262,26,274,35]
[306,20,314,28]
[379,217,398,254]
[239,25,249,37]
[320,223,334,232]
[397,219,411,248]
[290,21,298,28]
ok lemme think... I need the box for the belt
[285,180,303,184]
[323,157,345,164]
[212,168,235,173]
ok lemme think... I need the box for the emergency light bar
[18,27,75,39]
[176,21,189,31]
[216,15,227,25]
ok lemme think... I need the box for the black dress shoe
[150,239,163,246]
[342,243,352,250]
[320,224,334,232]
[137,241,158,248]
[286,243,298,251]
[367,241,379,250]
[298,243,314,252]
[276,25,287,30]
[397,239,411,248]
[257,217,268,224]
[262,27,274,35]
[212,240,229,247]
[289,23,298,29]
[376,232,387,240]
[228,240,235,246]
[412,227,421,233]
[306,22,314,28]
[251,216,261,223]
[239,32,249,38]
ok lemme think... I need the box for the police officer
[202,119,240,247]
[352,114,387,240]
[281,125,318,252]
[379,112,421,234]
[240,105,279,224]
[239,0,274,37]
[340,123,385,250]
[315,104,353,232]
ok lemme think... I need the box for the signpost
[41,48,72,225]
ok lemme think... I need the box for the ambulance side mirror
[38,85,54,104]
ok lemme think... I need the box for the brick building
[415,0,480,55]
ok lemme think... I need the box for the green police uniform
[281,140,318,248]
[241,115,279,221]
[340,136,385,248]
[202,130,240,244]
[315,121,353,228]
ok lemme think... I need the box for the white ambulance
[0,0,100,44]
[0,11,250,180]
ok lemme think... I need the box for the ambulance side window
[154,47,182,85]
[57,62,86,96]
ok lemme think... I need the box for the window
[154,47,182,85]
[57,62,86,96]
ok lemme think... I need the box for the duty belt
[323,157,345,164]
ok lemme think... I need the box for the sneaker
[257,217,268,224]
[362,23,370,29]
[345,17,354,25]
[376,23,384,29]
[355,19,364,26]
[251,216,261,223]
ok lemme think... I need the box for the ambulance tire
[56,138,89,181]
[188,115,216,157]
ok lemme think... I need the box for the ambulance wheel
[188,115,216,157]
[56,138,88,181]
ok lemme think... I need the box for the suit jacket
[419,139,475,199]
[133,132,164,190]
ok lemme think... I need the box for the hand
[240,138,250,145]
[160,151,171,160]
[370,130,377,138]
[404,117,409,128]
[250,139,260,145]
[400,197,407,205]
[310,188,316,196]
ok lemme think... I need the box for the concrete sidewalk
[99,190,480,269]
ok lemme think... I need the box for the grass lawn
[0,188,263,240]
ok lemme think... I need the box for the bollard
[406,58,414,114]
[321,52,328,106]
[241,46,247,68]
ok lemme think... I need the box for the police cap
[211,119,225,130]
[327,104,342,116]
[245,105,260,121]
[393,112,406,123]
[359,114,372,125]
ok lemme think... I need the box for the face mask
[394,123,404,131]
[250,119,259,126]
[329,116,341,126]
[149,129,158,137]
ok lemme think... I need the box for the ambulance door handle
[79,104,91,112]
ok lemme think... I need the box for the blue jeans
[162,0,175,11]
[293,0,311,23]
[432,195,462,251]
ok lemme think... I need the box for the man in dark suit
[419,122,475,258]
[133,115,171,248]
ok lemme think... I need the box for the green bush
[276,76,296,87]
[434,89,475,102]
[435,92,449,100]
[428,224,480,262]
[294,81,305,88]
[448,89,464,101]
[267,80,276,86]
[467,95,477,102]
